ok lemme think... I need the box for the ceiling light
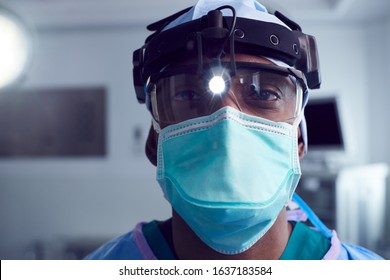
[0,6,33,89]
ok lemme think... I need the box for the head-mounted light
[133,5,321,105]
[206,65,231,95]
[208,75,226,95]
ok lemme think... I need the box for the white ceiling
[0,0,390,30]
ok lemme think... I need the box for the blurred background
[0,0,389,259]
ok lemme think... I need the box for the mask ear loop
[152,117,161,134]
[282,109,304,210]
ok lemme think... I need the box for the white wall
[1,16,389,259]
[300,21,371,165]
[301,19,390,252]
[365,16,390,247]
[301,18,390,249]
[0,27,171,259]
[366,18,390,164]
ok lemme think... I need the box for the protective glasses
[147,62,306,127]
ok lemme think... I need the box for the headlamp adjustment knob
[270,34,280,46]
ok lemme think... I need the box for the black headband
[133,7,321,103]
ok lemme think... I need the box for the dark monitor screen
[0,87,106,157]
[304,97,344,150]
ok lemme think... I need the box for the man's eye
[173,90,203,101]
[248,85,279,101]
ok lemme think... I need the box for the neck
[167,209,292,260]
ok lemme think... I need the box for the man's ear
[145,124,158,166]
[297,127,305,160]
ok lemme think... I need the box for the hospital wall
[0,16,390,259]
[366,16,390,245]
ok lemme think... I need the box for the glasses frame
[147,62,307,125]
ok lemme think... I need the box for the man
[85,0,384,260]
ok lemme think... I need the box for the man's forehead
[230,54,273,64]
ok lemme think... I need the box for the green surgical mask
[156,106,302,254]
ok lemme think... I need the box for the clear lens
[149,63,305,127]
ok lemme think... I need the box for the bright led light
[208,75,226,95]
[0,9,31,89]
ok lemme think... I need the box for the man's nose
[209,89,243,113]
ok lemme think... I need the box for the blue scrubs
[84,194,384,260]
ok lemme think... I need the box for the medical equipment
[132,5,321,112]
[146,62,304,126]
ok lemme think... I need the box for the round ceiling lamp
[0,6,34,89]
